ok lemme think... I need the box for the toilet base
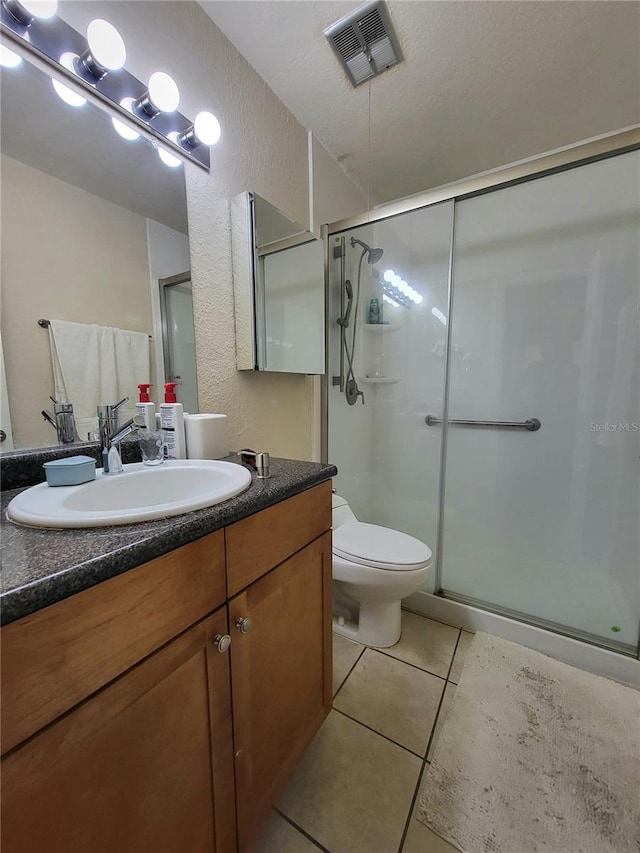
[333,599,402,648]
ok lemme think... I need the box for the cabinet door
[230,532,332,849]
[1,609,236,853]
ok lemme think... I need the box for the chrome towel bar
[425,415,541,431]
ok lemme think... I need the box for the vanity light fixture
[2,0,57,27]
[76,19,126,82]
[112,97,140,141]
[0,8,218,170]
[157,133,183,168]
[52,51,87,107]
[133,71,180,118]
[0,41,22,65]
[178,111,221,148]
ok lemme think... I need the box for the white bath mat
[417,632,640,853]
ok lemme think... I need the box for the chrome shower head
[350,237,384,264]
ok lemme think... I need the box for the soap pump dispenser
[159,382,186,459]
[136,383,155,430]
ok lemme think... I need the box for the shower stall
[323,131,640,666]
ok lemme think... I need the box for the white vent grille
[324,0,403,87]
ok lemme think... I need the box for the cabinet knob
[235,616,252,634]
[213,633,231,653]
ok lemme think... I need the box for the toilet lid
[333,522,432,571]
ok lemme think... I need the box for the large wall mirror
[0,50,196,451]
[231,191,325,374]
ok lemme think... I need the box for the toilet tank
[332,494,357,529]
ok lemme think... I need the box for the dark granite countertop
[1,455,336,626]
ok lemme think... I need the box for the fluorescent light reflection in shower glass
[432,307,447,326]
[382,268,423,304]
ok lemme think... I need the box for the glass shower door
[328,201,454,589]
[439,151,640,651]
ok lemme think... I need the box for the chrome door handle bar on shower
[424,415,542,431]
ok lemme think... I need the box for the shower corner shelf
[364,323,402,333]
[362,376,401,385]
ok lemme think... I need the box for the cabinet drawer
[225,481,332,596]
[1,531,225,754]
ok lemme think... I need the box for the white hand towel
[48,320,150,441]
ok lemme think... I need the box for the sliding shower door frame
[322,126,640,658]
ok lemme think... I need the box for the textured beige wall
[0,154,153,449]
[311,135,368,233]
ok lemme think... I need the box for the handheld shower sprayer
[337,280,353,328]
[335,237,386,406]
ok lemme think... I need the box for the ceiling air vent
[324,0,403,88]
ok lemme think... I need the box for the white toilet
[332,495,432,648]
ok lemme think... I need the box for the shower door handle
[424,415,541,431]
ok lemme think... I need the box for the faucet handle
[239,449,271,479]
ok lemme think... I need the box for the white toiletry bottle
[160,382,186,459]
[136,383,156,430]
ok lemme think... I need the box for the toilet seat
[333,521,432,571]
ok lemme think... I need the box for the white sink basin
[7,459,252,528]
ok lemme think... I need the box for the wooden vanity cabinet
[229,532,332,849]
[1,608,236,853]
[0,481,333,853]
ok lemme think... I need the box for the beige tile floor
[250,612,474,853]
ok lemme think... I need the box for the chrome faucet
[42,399,78,444]
[102,415,146,474]
[97,397,129,451]
[98,398,145,474]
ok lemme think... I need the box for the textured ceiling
[200,0,640,205]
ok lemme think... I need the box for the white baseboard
[404,591,640,688]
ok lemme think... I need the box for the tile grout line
[397,628,462,853]
[444,628,463,683]
[374,647,449,681]
[274,808,332,853]
[400,606,462,632]
[332,707,425,759]
[331,641,365,701]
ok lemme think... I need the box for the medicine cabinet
[231,192,325,374]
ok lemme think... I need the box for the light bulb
[52,52,86,107]
[398,280,409,295]
[193,111,220,145]
[86,19,126,71]
[5,0,57,24]
[383,269,395,283]
[414,294,423,304]
[0,44,22,67]
[157,133,182,168]
[21,0,56,17]
[112,99,140,140]
[392,274,402,288]
[148,71,180,112]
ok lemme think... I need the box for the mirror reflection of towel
[48,320,150,442]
